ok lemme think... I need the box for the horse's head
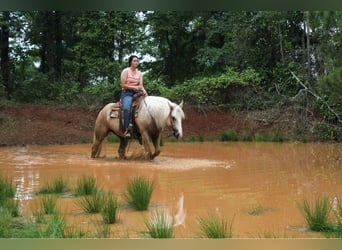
[169,100,185,139]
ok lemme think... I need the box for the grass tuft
[75,175,98,196]
[125,176,154,211]
[101,192,119,224]
[298,196,332,232]
[38,176,69,194]
[144,209,174,238]
[40,195,58,215]
[76,192,105,214]
[197,211,234,238]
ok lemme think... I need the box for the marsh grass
[75,175,98,196]
[40,195,58,215]
[0,176,16,202]
[94,223,111,238]
[125,176,154,211]
[101,192,119,224]
[0,208,13,237]
[298,196,333,232]
[197,212,234,238]
[38,176,69,194]
[76,192,105,213]
[144,209,174,238]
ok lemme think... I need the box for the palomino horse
[91,96,185,160]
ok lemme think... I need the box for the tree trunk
[305,11,311,87]
[0,11,11,98]
[55,11,63,81]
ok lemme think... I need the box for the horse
[91,95,185,160]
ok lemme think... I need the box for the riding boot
[124,123,133,138]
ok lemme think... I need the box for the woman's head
[128,55,139,67]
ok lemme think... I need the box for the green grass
[76,192,105,214]
[298,196,332,232]
[124,176,154,211]
[101,192,119,224]
[144,210,174,238]
[255,132,272,142]
[38,176,69,194]
[197,212,234,238]
[75,175,98,196]
[219,130,238,142]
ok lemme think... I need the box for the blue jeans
[121,90,137,130]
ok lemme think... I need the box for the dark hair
[128,55,138,67]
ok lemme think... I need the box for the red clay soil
[0,103,295,146]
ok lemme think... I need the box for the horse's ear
[179,100,184,108]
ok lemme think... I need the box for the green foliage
[169,67,261,108]
[318,66,342,119]
[144,210,174,238]
[124,176,154,211]
[313,122,338,141]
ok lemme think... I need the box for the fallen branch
[290,71,341,123]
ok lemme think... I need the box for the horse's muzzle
[173,130,182,139]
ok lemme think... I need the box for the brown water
[0,142,341,238]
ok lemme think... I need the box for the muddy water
[0,142,341,238]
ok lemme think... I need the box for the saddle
[109,91,143,142]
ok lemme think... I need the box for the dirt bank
[0,103,296,146]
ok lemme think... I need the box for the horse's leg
[91,132,106,158]
[151,133,161,160]
[141,131,153,160]
[118,137,128,159]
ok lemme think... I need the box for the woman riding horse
[120,55,147,138]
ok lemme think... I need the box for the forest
[0,11,341,141]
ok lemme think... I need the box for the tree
[145,11,206,86]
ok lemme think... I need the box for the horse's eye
[172,117,176,121]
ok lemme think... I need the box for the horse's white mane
[142,96,184,130]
